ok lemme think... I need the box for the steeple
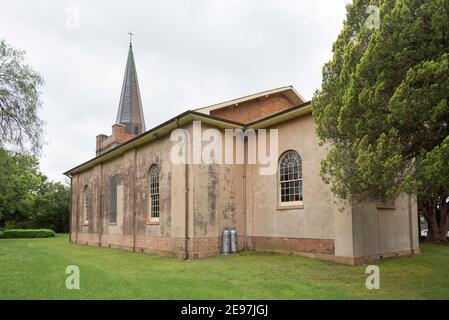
[116,35,146,136]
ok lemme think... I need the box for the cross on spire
[128,31,134,46]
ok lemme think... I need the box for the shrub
[0,229,56,239]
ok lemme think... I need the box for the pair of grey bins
[222,227,237,254]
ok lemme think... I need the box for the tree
[0,39,43,155]
[0,146,70,232]
[0,147,42,228]
[33,180,70,233]
[312,0,449,242]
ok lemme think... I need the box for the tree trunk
[418,215,421,238]
[420,196,449,243]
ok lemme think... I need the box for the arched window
[83,185,89,224]
[148,165,160,221]
[279,151,303,205]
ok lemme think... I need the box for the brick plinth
[70,232,249,259]
[71,232,335,258]
[252,236,335,255]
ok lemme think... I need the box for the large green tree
[0,147,70,232]
[0,39,43,154]
[313,0,449,241]
[0,147,42,228]
[32,180,70,233]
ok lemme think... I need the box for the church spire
[116,34,146,136]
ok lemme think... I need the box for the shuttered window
[109,176,118,223]
[83,185,89,224]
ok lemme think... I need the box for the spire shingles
[116,44,145,135]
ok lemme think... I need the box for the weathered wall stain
[207,164,218,225]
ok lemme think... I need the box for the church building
[64,42,420,265]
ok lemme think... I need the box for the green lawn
[0,235,448,299]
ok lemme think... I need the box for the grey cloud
[0,0,351,182]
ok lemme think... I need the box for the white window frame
[278,150,303,208]
[148,165,160,223]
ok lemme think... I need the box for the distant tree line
[0,146,70,232]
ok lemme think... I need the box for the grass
[0,235,448,299]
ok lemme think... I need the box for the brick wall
[210,93,295,124]
[96,124,135,156]
[71,232,335,258]
[71,232,248,259]
[252,236,335,255]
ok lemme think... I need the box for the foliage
[0,229,56,239]
[0,146,70,232]
[0,146,42,227]
[0,39,43,155]
[32,180,70,232]
[312,0,449,241]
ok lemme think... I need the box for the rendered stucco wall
[71,126,189,257]
[189,123,246,258]
[351,195,419,263]
[246,114,336,254]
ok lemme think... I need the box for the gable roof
[194,86,305,115]
[64,111,244,176]
[64,89,311,177]
[247,101,311,129]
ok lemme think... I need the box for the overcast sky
[0,0,351,182]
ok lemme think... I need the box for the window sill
[108,223,117,226]
[147,220,160,225]
[276,204,304,211]
[82,223,89,226]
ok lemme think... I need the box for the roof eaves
[63,111,244,176]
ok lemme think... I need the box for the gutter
[75,175,79,243]
[132,149,137,252]
[68,176,72,242]
[63,110,244,177]
[184,161,189,260]
[174,117,190,260]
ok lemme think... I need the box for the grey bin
[230,227,237,253]
[222,228,231,255]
